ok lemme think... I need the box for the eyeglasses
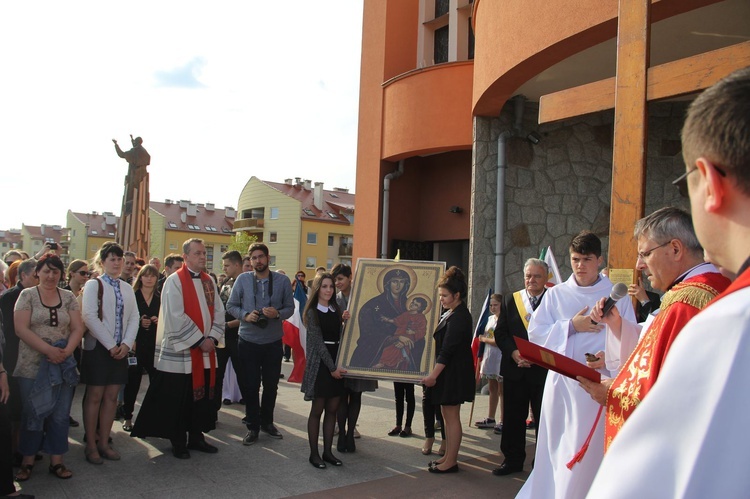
[77,270,91,277]
[672,164,727,197]
[637,241,672,261]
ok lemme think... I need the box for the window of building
[435,0,449,17]
[242,208,264,219]
[270,255,276,267]
[434,25,449,64]
[307,233,317,245]
[326,258,333,269]
[220,245,228,253]
[270,207,279,219]
[303,208,315,217]
[206,246,214,270]
[169,243,177,250]
[270,232,278,243]
[328,235,334,247]
[306,256,316,268]
[168,222,178,228]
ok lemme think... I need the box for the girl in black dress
[122,264,160,432]
[421,266,474,473]
[300,273,347,469]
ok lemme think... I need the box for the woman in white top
[475,294,503,431]
[81,242,139,464]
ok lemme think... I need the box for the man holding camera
[227,243,293,445]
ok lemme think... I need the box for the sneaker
[475,417,496,429]
[493,422,504,434]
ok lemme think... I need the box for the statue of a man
[113,134,150,171]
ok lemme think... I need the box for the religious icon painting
[338,258,446,383]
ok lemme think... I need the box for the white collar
[317,303,335,312]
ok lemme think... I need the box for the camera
[49,242,59,250]
[255,311,268,329]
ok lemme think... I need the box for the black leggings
[393,382,415,427]
[308,396,340,458]
[422,386,445,439]
[337,389,362,436]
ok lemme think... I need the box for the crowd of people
[0,67,748,497]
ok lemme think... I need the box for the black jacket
[497,290,548,384]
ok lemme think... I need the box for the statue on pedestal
[113,135,151,258]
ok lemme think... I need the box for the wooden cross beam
[539,40,750,124]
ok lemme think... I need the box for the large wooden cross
[538,0,750,271]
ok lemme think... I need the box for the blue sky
[0,1,363,229]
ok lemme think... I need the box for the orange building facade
[354,0,749,311]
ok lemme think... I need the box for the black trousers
[0,402,14,496]
[393,382,415,427]
[499,376,544,467]
[239,338,283,431]
[422,386,445,439]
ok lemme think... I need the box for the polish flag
[282,280,307,383]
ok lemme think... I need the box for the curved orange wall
[382,62,474,160]
[472,0,720,116]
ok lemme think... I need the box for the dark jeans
[500,377,544,467]
[215,329,246,411]
[239,338,283,431]
[393,382,415,427]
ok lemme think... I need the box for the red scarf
[177,265,217,401]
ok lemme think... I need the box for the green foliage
[228,231,257,254]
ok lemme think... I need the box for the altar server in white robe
[588,66,750,499]
[517,230,635,499]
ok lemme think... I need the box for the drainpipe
[381,160,405,259]
[495,131,511,292]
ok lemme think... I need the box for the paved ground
[13,363,533,498]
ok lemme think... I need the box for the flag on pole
[282,279,308,383]
[540,246,562,287]
[470,288,493,370]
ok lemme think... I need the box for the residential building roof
[260,179,354,225]
[149,200,236,234]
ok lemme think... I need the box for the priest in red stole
[581,207,729,449]
[132,238,225,459]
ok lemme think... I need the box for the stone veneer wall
[468,100,690,313]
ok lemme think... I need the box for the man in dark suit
[493,258,549,476]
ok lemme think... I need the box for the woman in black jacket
[421,266,474,473]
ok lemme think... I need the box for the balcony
[233,218,265,232]
[338,243,353,257]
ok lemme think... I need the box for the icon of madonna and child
[339,260,445,382]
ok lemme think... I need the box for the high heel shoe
[309,456,326,469]
[422,437,434,455]
[322,452,343,466]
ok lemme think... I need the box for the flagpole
[467,356,482,427]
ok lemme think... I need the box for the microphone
[591,282,629,324]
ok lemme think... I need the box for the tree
[228,231,258,254]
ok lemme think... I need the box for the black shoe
[69,416,80,427]
[429,464,459,474]
[337,434,348,453]
[243,430,259,446]
[223,398,232,405]
[309,456,326,469]
[279,373,285,379]
[399,427,412,438]
[187,440,219,454]
[171,444,191,459]
[492,462,523,476]
[260,424,283,439]
[346,432,356,453]
[387,426,402,436]
[322,452,342,466]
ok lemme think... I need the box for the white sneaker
[475,417,496,429]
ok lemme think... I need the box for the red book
[514,337,601,383]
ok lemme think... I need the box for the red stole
[604,272,731,450]
[177,265,217,401]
